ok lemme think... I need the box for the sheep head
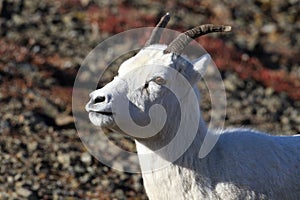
[85,14,230,144]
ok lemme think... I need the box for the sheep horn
[145,13,171,46]
[164,24,231,55]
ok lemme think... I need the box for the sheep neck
[135,115,208,169]
[135,115,212,199]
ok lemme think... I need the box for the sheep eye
[153,76,166,85]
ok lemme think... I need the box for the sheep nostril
[94,96,105,104]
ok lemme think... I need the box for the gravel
[0,0,299,199]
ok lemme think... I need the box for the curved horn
[144,13,171,46]
[164,24,231,54]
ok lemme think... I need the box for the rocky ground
[0,0,299,199]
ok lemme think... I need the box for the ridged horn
[164,24,231,54]
[144,13,170,46]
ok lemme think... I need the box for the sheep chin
[88,112,114,128]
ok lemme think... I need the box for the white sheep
[85,13,300,200]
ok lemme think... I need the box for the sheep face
[85,44,210,139]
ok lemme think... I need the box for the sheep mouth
[94,111,113,116]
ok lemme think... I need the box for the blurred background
[0,0,299,199]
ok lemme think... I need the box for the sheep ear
[192,53,211,78]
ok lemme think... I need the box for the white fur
[86,44,300,200]
[137,128,300,199]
